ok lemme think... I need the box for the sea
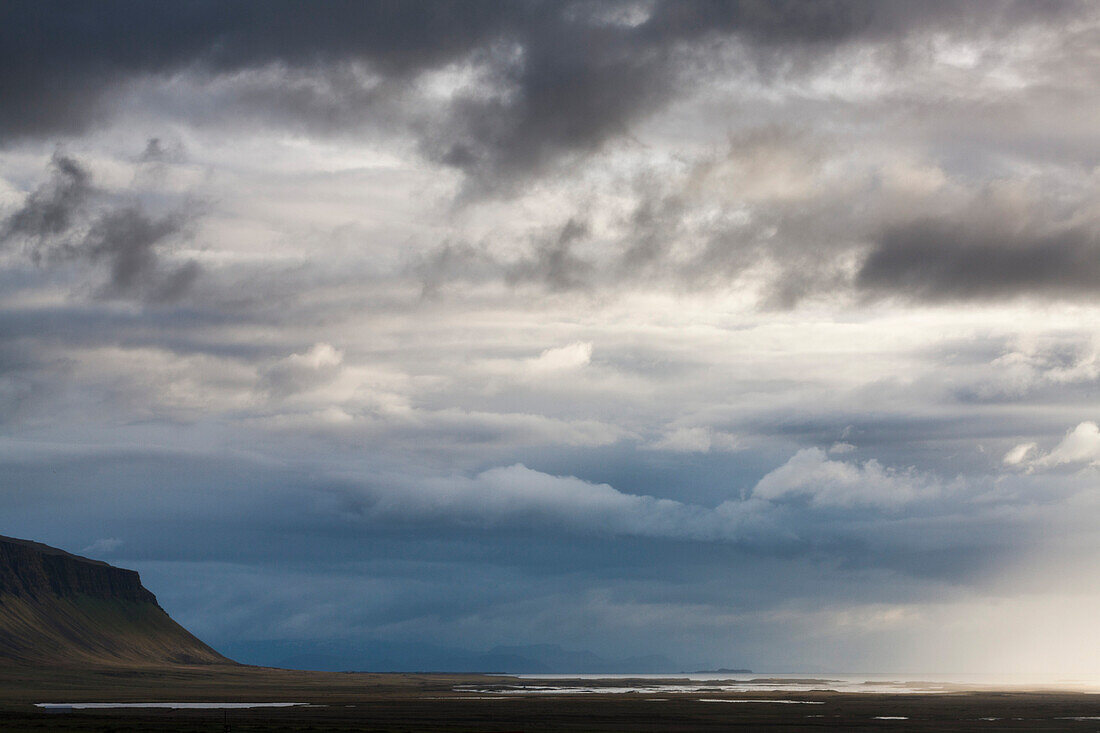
[463,672,1100,695]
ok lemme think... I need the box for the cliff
[0,535,231,667]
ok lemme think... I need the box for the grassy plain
[1,663,1099,732]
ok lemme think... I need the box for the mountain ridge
[0,534,230,667]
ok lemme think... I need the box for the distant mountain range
[220,638,679,674]
[0,535,228,666]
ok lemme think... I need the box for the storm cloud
[0,0,1079,193]
[3,1,1100,675]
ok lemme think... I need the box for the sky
[3,0,1100,674]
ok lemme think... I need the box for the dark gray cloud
[138,138,170,164]
[1,153,90,241]
[413,241,498,298]
[641,0,1074,46]
[84,207,201,302]
[1,154,201,302]
[0,1,510,134]
[1,1,1077,193]
[858,219,1100,302]
[506,218,592,290]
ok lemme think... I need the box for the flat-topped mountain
[0,535,230,666]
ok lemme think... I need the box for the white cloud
[752,448,937,509]
[359,463,774,543]
[291,342,344,370]
[349,452,958,543]
[1003,441,1037,466]
[970,337,1100,400]
[1029,422,1100,470]
[370,464,709,538]
[527,342,593,372]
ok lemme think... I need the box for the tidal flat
[2,664,1099,732]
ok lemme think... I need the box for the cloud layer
[2,1,1100,674]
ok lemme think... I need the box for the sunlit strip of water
[459,682,941,694]
[697,699,824,704]
[506,672,1100,693]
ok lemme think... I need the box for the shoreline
[2,663,1099,730]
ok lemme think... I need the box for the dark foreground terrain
[4,535,1097,731]
[1,664,1099,732]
